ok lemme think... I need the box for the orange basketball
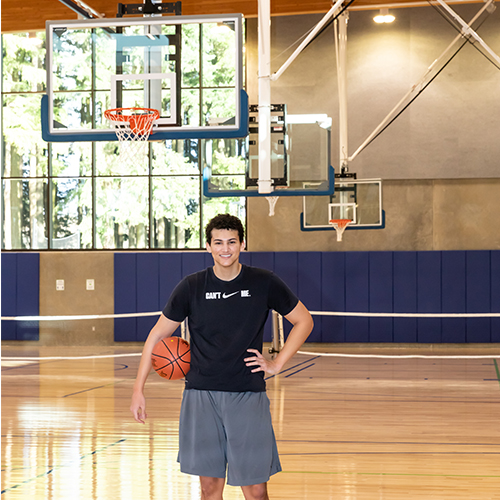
[151,336,191,380]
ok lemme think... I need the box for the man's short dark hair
[205,214,245,244]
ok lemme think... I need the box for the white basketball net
[105,108,159,164]
[265,196,279,216]
[330,219,351,241]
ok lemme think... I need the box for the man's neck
[212,262,242,281]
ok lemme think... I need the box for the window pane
[202,88,236,126]
[51,178,92,249]
[2,179,47,249]
[208,175,246,191]
[93,29,114,91]
[52,29,92,91]
[152,140,198,175]
[2,94,48,177]
[95,90,111,129]
[182,24,200,88]
[2,33,46,93]
[94,25,146,90]
[202,23,236,88]
[181,89,200,126]
[152,176,200,248]
[52,143,92,177]
[204,138,246,175]
[95,141,149,176]
[53,92,93,130]
[202,196,246,232]
[95,177,149,249]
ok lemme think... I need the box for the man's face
[206,229,245,268]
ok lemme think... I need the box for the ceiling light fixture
[374,9,395,24]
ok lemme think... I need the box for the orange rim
[329,219,351,228]
[104,107,160,122]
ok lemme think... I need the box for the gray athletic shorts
[177,389,282,487]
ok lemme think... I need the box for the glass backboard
[42,14,247,142]
[203,112,335,197]
[301,177,384,230]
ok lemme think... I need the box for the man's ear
[206,241,212,253]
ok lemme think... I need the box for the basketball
[151,337,191,380]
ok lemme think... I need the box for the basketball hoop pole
[257,0,273,195]
[258,0,344,194]
[335,11,349,173]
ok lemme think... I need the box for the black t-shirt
[162,264,299,392]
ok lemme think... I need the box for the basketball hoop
[104,107,159,163]
[329,219,351,241]
[265,196,279,216]
[265,186,287,217]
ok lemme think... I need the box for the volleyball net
[2,309,499,361]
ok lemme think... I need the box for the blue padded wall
[369,252,393,343]
[114,253,138,342]
[1,253,39,340]
[345,252,369,343]
[321,252,345,343]
[298,252,322,342]
[417,251,442,343]
[393,252,417,342]
[492,251,500,343]
[3,250,496,344]
[114,250,499,343]
[441,251,466,343]
[275,253,298,340]
[466,251,491,343]
[249,253,274,341]
[2,253,17,340]
[137,253,160,340]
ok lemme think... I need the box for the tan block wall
[247,179,500,251]
[39,252,114,345]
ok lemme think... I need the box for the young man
[130,214,313,500]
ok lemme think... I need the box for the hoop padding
[104,108,160,163]
[329,219,351,241]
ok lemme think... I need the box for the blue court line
[285,363,316,378]
[1,438,126,494]
[265,356,321,380]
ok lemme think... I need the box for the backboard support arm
[348,0,498,162]
[58,0,104,19]
[117,0,182,17]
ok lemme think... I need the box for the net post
[269,310,281,354]
[181,319,190,343]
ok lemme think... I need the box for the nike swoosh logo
[222,291,239,299]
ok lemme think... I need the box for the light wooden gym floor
[2,344,499,499]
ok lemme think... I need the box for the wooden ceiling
[1,0,483,33]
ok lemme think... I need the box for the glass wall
[1,30,246,250]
